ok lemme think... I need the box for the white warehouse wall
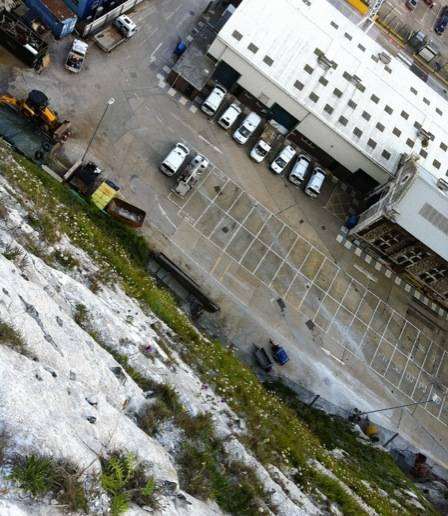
[209,39,390,183]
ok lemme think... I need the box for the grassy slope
[0,142,437,515]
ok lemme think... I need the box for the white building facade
[209,0,448,186]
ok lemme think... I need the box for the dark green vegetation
[100,453,159,515]
[0,321,32,358]
[0,142,437,515]
[10,455,88,513]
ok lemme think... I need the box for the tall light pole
[82,97,115,162]
[356,394,440,416]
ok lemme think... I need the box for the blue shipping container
[25,0,77,38]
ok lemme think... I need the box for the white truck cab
[250,124,277,162]
[233,112,261,144]
[270,145,296,174]
[113,15,137,38]
[305,167,326,197]
[218,103,241,129]
[288,154,311,185]
[160,142,190,176]
[201,85,226,117]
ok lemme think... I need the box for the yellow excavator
[0,90,71,143]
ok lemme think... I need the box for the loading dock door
[269,103,299,132]
[212,61,241,90]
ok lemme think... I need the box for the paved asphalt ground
[1,0,448,464]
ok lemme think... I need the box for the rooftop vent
[437,178,448,192]
[418,128,435,148]
[314,48,337,70]
[378,52,391,64]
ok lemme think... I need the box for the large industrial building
[207,0,448,188]
[202,0,448,309]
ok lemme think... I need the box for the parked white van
[218,103,241,129]
[159,142,190,176]
[201,85,226,116]
[233,112,261,144]
[288,154,311,185]
[305,167,326,197]
[270,145,296,174]
[113,15,137,38]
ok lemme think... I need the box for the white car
[305,167,326,197]
[201,85,226,117]
[160,142,190,176]
[288,154,311,185]
[270,145,296,175]
[233,112,261,144]
[217,103,241,129]
[113,15,137,38]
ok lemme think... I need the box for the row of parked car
[200,85,327,198]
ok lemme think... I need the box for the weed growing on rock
[0,427,9,464]
[2,243,24,262]
[100,453,159,515]
[52,249,80,270]
[11,455,57,496]
[0,321,31,358]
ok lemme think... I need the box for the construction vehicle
[63,161,146,227]
[0,10,49,71]
[0,90,71,143]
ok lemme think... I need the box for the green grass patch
[0,320,32,358]
[10,455,88,512]
[100,452,159,515]
[0,142,437,515]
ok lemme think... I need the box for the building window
[423,97,430,105]
[319,76,329,86]
[338,115,348,126]
[232,30,243,41]
[373,229,402,252]
[263,55,274,66]
[384,105,393,115]
[436,108,443,116]
[343,71,352,81]
[420,149,428,158]
[304,64,314,74]
[367,138,377,149]
[406,138,414,148]
[376,122,385,132]
[420,266,448,285]
[358,43,366,52]
[395,249,429,267]
[324,104,334,114]
[401,110,409,120]
[440,142,448,152]
[362,111,371,121]
[392,127,401,137]
[294,80,304,91]
[433,159,441,169]
[370,94,380,104]
[330,20,339,29]
[344,32,353,40]
[309,92,319,103]
[385,66,392,74]
[414,121,422,130]
[410,87,418,95]
[382,149,391,160]
[371,54,379,63]
[348,99,357,109]
[353,127,363,138]
[333,88,343,98]
[248,43,259,54]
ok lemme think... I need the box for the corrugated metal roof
[215,0,448,179]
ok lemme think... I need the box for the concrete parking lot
[2,0,448,463]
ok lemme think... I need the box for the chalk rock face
[0,175,322,515]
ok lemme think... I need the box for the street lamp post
[356,395,440,417]
[81,97,115,162]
